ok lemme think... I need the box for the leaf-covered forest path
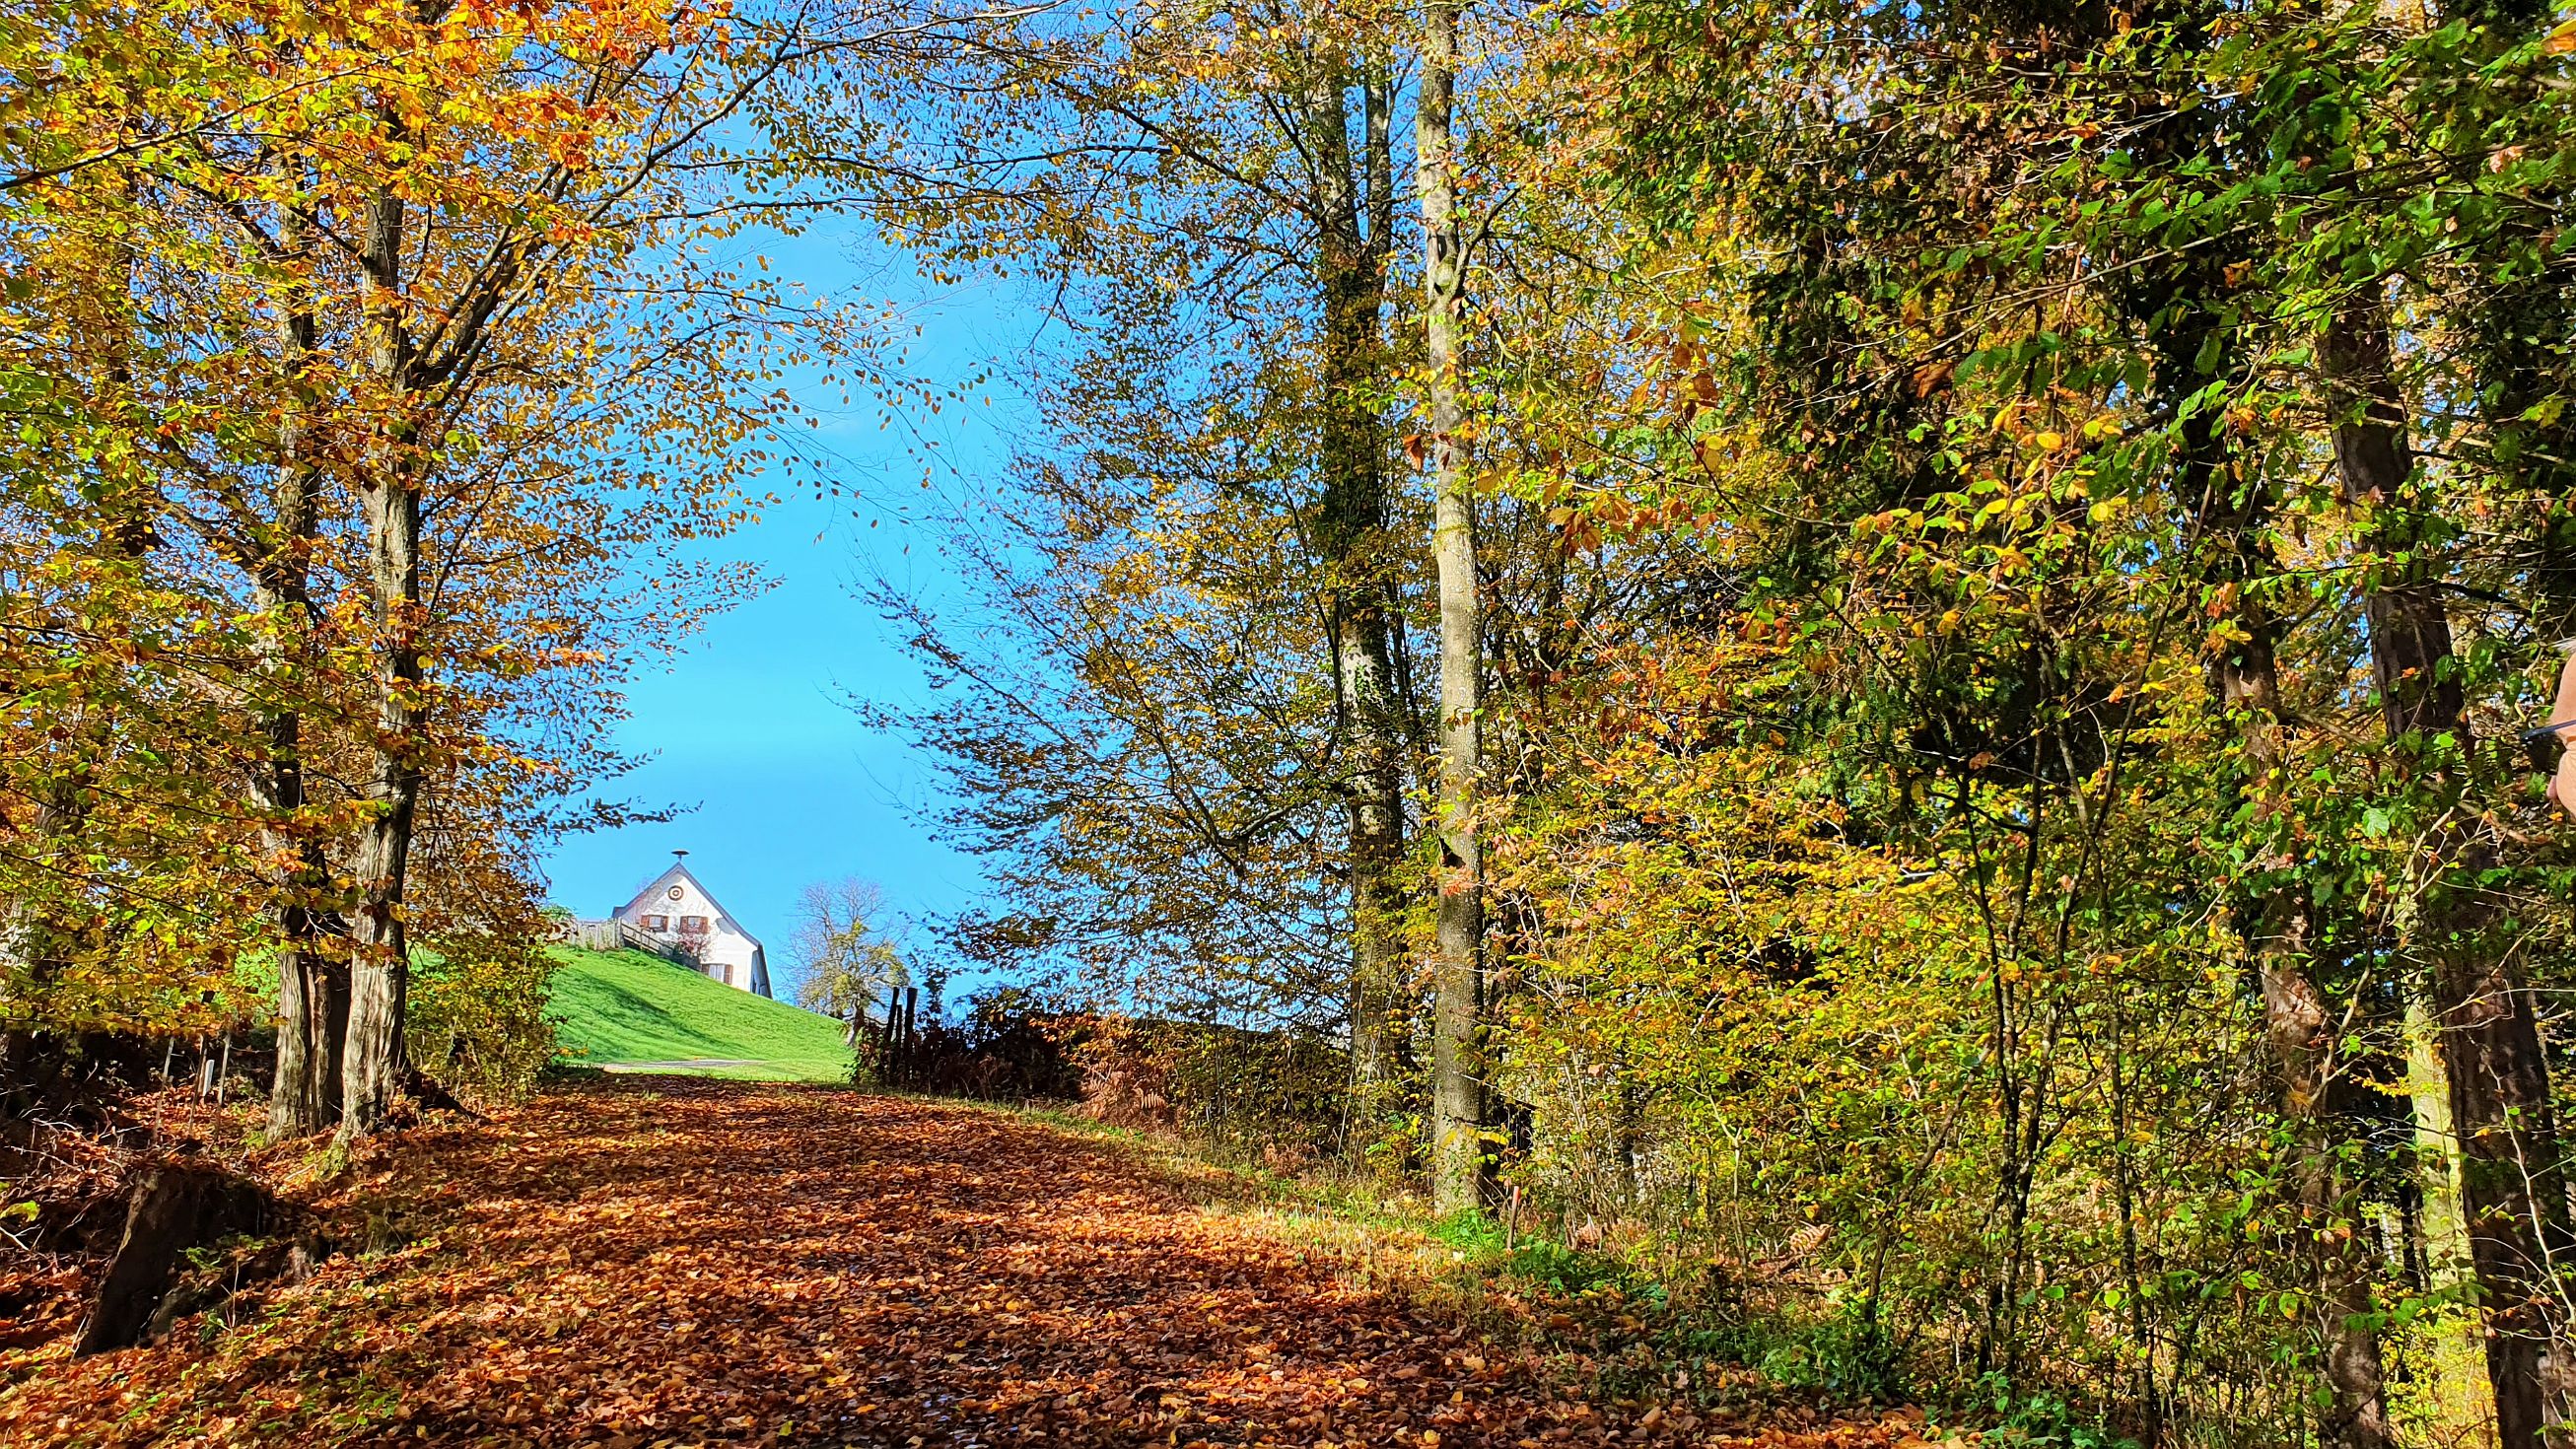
[4,1080,1927,1448]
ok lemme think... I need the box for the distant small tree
[666,929,712,976]
[791,879,908,1044]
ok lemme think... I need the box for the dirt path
[1,1081,1921,1447]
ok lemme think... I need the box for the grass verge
[543,946,853,1082]
[980,1098,1925,1428]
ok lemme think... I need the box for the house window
[641,914,668,931]
[679,915,709,933]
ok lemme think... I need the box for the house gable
[611,858,771,998]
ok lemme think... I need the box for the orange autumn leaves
[0,1081,1947,1448]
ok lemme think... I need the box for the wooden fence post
[902,988,920,1088]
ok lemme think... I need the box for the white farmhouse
[612,854,774,998]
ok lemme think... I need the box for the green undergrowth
[544,946,853,1082]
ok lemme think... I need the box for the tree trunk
[340,174,425,1138]
[1419,0,1489,1217]
[2231,679,2394,1449]
[1338,603,1408,1119]
[270,947,345,1138]
[1299,53,1409,1129]
[75,1163,273,1355]
[2329,293,2572,1449]
[2407,998,2471,1288]
[260,210,343,1139]
[2188,393,2392,1446]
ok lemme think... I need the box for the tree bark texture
[2190,398,2392,1449]
[75,1163,272,1355]
[1418,0,1490,1217]
[2329,294,2573,1449]
[260,209,345,1138]
[340,172,424,1137]
[1298,53,1409,1126]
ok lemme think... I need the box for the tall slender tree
[1418,0,1488,1214]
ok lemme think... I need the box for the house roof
[614,860,764,948]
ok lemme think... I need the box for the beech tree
[0,0,1001,1129]
[25,0,2576,1437]
[873,0,2576,1437]
[870,0,1433,1117]
[1417,0,1487,1214]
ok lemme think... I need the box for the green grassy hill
[546,946,853,1082]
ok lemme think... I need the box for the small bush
[408,932,555,1106]
[1070,1016,1343,1161]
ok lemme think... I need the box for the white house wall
[613,865,771,997]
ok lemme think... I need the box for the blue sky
[538,231,1033,1002]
